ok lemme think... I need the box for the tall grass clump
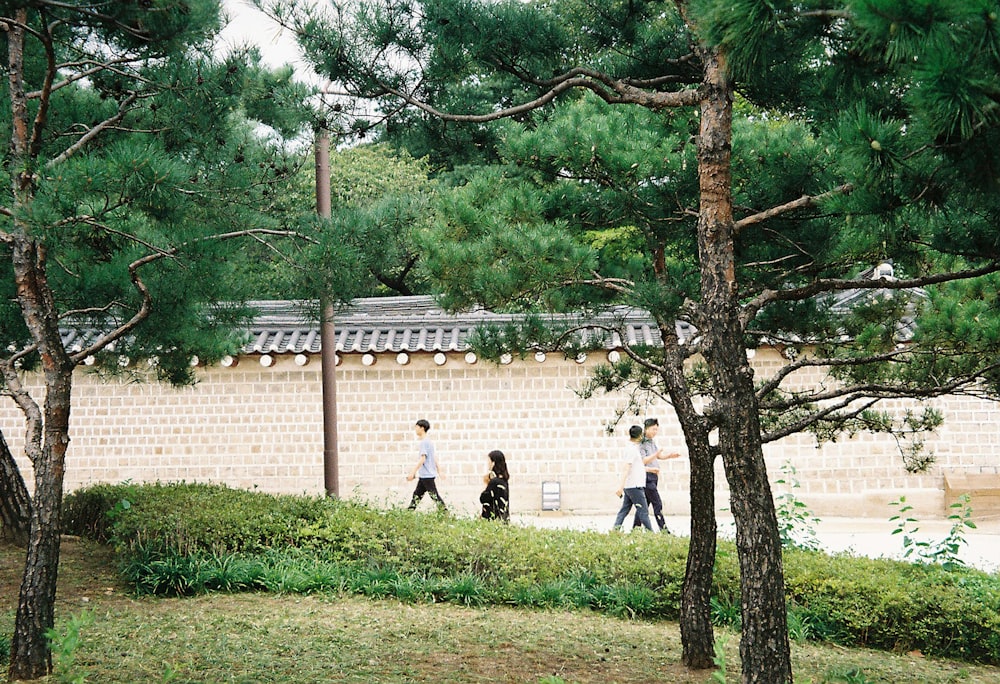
[0,631,10,667]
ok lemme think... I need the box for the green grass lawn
[4,537,1000,684]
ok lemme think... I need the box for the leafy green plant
[68,482,1000,665]
[710,591,741,629]
[821,666,875,683]
[159,663,181,683]
[429,572,491,607]
[709,635,730,683]
[512,577,596,609]
[786,602,815,643]
[350,564,404,599]
[774,461,822,551]
[47,610,94,684]
[62,481,139,542]
[889,494,976,569]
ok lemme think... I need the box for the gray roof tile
[241,295,677,355]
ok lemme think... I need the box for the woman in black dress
[480,450,510,522]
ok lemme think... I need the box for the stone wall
[5,347,999,520]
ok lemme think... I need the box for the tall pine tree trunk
[0,430,32,545]
[7,238,75,681]
[6,39,77,669]
[695,48,792,683]
[656,342,717,669]
[680,445,717,669]
[9,420,69,681]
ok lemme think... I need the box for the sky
[217,0,311,75]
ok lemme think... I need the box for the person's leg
[612,493,634,530]
[628,488,654,531]
[631,501,647,529]
[424,478,448,512]
[646,476,668,532]
[408,479,428,509]
[634,473,656,528]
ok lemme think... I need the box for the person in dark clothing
[480,449,510,522]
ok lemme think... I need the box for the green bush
[64,481,1000,665]
[783,548,1000,662]
[62,482,140,542]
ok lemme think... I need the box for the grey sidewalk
[512,513,1000,573]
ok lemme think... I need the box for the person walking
[613,425,654,531]
[632,417,681,533]
[479,449,510,522]
[406,419,448,512]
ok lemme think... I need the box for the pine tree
[1,2,314,678]
[278,1,1000,681]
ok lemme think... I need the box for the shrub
[783,548,1000,662]
[66,481,1000,665]
[62,482,139,542]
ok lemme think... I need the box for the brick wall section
[4,348,999,519]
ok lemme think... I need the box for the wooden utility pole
[315,127,339,497]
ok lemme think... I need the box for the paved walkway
[512,512,1000,573]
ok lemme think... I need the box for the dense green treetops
[1,1,319,383]
[266,0,1000,444]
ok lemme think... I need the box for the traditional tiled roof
[63,269,913,358]
[824,262,923,341]
[242,296,695,356]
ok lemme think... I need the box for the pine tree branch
[566,272,635,295]
[66,227,314,363]
[733,183,853,235]
[743,261,1000,327]
[0,204,13,226]
[381,66,700,123]
[795,10,852,20]
[761,361,1000,415]
[45,92,139,168]
[755,348,909,401]
[761,397,878,445]
[759,358,1000,445]
[26,15,57,160]
[33,1,157,42]
[27,57,155,99]
[0,358,43,462]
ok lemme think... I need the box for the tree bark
[7,237,75,681]
[655,337,717,670]
[9,430,68,681]
[0,430,32,546]
[695,48,792,683]
[680,444,717,669]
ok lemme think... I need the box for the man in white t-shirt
[612,425,654,531]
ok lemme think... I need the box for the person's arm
[615,461,630,498]
[642,449,660,465]
[481,478,497,505]
[407,454,426,481]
